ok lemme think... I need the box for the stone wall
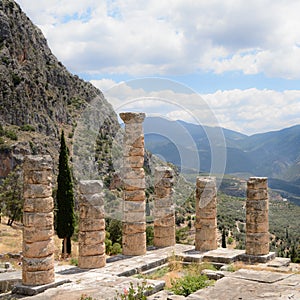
[119,112,146,256]
[153,166,175,247]
[246,177,269,256]
[195,177,217,251]
[22,155,55,286]
[78,180,106,268]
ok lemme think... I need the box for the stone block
[124,190,145,201]
[79,243,105,256]
[24,170,52,185]
[122,222,146,235]
[79,193,105,207]
[123,211,145,223]
[23,155,52,171]
[195,217,217,228]
[154,166,173,178]
[23,239,55,258]
[247,188,268,200]
[22,268,54,286]
[23,212,53,228]
[22,255,54,272]
[154,215,175,227]
[155,178,174,189]
[78,254,106,269]
[123,146,144,157]
[78,231,106,245]
[122,167,145,179]
[23,184,52,198]
[23,197,54,213]
[119,112,146,124]
[197,207,217,219]
[123,156,144,168]
[246,242,269,256]
[195,228,217,241]
[153,235,175,247]
[80,203,105,219]
[79,218,105,232]
[155,187,173,198]
[123,201,145,212]
[247,177,268,190]
[123,135,144,148]
[122,232,146,255]
[246,211,268,225]
[246,232,269,244]
[196,189,217,208]
[23,227,54,243]
[246,200,268,211]
[154,226,175,238]
[246,222,269,233]
[123,178,146,190]
[195,239,217,251]
[153,207,174,219]
[79,180,103,195]
[196,177,216,188]
[154,196,173,208]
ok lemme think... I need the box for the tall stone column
[119,112,146,256]
[246,177,269,255]
[78,180,106,268]
[22,155,55,286]
[153,166,175,247]
[195,177,217,251]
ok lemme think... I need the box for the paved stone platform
[1,246,299,300]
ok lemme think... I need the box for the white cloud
[17,0,300,79]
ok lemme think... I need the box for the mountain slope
[0,0,119,177]
[144,117,300,182]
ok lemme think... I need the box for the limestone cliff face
[0,0,119,177]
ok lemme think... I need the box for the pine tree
[56,130,75,257]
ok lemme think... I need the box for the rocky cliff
[0,0,119,178]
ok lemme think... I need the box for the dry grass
[0,216,79,267]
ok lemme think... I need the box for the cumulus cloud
[17,0,300,79]
[95,79,300,135]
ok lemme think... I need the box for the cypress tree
[222,228,227,248]
[56,130,75,257]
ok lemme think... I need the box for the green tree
[222,228,227,248]
[0,167,23,226]
[56,130,75,257]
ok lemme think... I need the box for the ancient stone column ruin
[153,166,175,247]
[22,155,55,286]
[195,177,217,251]
[78,180,106,268]
[246,177,269,256]
[119,112,146,256]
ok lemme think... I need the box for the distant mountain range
[144,117,300,203]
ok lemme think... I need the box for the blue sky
[17,0,300,135]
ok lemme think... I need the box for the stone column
[246,177,269,256]
[153,166,175,247]
[195,177,217,251]
[119,112,146,256]
[22,155,55,286]
[78,180,106,268]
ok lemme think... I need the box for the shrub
[115,280,152,300]
[5,130,17,140]
[170,274,212,296]
[20,124,35,132]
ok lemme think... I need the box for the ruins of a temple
[20,112,273,287]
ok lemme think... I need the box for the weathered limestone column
[246,177,269,255]
[119,112,146,256]
[22,155,55,286]
[153,166,175,247]
[195,177,217,251]
[78,180,106,268]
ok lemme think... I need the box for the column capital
[119,112,146,124]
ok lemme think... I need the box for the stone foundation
[22,155,55,286]
[78,180,106,268]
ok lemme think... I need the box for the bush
[170,274,212,296]
[20,124,35,132]
[5,130,17,140]
[111,243,122,255]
